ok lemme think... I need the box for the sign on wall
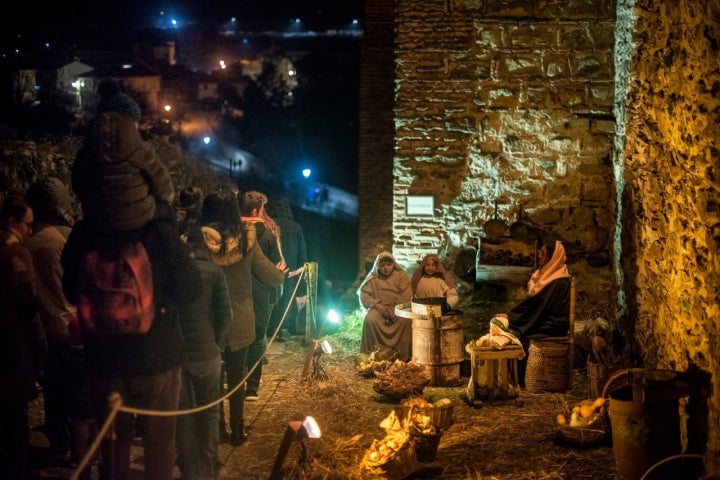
[405,195,434,217]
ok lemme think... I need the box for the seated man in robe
[357,252,413,361]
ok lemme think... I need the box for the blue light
[203,136,211,145]
[352,19,358,25]
[302,168,311,178]
[326,309,341,325]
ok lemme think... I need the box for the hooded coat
[25,177,76,340]
[72,112,175,232]
[201,220,285,351]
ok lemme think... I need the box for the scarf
[527,241,570,296]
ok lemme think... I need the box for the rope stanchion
[69,392,123,480]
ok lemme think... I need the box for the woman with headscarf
[200,192,286,446]
[493,240,571,386]
[503,240,572,340]
[357,252,413,361]
[411,253,459,314]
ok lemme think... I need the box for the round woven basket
[553,411,609,448]
[526,339,569,393]
[396,404,454,431]
[411,432,442,462]
[375,443,419,480]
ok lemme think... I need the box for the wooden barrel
[606,369,688,480]
[410,303,464,387]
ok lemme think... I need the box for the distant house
[77,64,162,119]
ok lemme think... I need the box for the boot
[230,423,248,446]
[219,419,231,444]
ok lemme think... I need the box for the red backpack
[77,241,155,335]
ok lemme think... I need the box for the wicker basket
[410,431,442,462]
[362,440,418,480]
[526,338,569,393]
[373,371,430,401]
[396,403,454,431]
[553,368,648,449]
[553,409,609,448]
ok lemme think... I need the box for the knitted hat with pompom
[95,79,141,122]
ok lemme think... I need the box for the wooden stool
[465,344,524,405]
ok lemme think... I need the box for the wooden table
[465,344,525,405]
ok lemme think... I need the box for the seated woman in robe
[357,252,413,361]
[411,253,459,314]
[495,240,572,385]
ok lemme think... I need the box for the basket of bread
[553,396,609,448]
[361,429,418,479]
[372,360,431,401]
[395,396,454,432]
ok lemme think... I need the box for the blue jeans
[177,355,222,480]
[91,368,181,480]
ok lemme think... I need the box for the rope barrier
[68,263,312,478]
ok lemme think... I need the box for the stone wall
[618,0,720,471]
[390,0,617,307]
[357,0,397,276]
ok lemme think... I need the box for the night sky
[5,1,362,31]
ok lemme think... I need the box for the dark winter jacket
[269,198,307,295]
[0,235,45,404]
[179,236,232,363]
[61,219,202,376]
[72,112,175,232]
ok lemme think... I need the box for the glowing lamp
[269,416,321,479]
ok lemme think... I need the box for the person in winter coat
[176,226,232,480]
[410,253,459,314]
[72,79,175,232]
[239,190,283,402]
[200,192,286,446]
[25,177,96,475]
[0,197,46,480]
[358,252,413,361]
[267,197,308,338]
[61,215,202,480]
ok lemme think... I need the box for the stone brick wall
[391,0,616,304]
[617,0,720,470]
[357,0,397,276]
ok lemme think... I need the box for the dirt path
[219,338,617,480]
[30,336,618,480]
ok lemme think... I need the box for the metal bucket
[607,369,689,480]
[411,309,464,387]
